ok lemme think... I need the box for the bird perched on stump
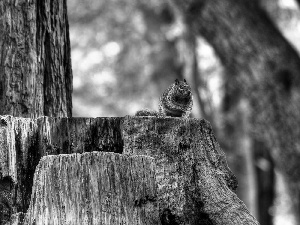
[135,79,193,118]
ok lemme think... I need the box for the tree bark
[171,0,300,222]
[23,152,159,225]
[0,0,70,223]
[123,116,258,224]
[0,116,259,224]
[0,116,123,222]
[0,0,72,118]
[0,1,73,221]
[4,212,25,225]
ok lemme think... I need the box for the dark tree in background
[171,0,300,223]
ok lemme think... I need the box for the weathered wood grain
[23,152,159,225]
[122,116,259,225]
[0,116,123,218]
[4,212,25,225]
[0,115,258,224]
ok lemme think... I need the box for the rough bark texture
[0,0,72,118]
[0,116,258,224]
[23,152,158,225]
[0,1,73,221]
[0,116,123,222]
[122,116,258,225]
[0,177,13,223]
[171,0,300,222]
[4,212,25,225]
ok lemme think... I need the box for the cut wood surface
[23,152,158,225]
[0,115,259,224]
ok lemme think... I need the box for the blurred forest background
[67,0,300,225]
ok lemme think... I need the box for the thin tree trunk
[171,0,300,222]
[223,96,259,218]
[0,0,72,118]
[179,28,214,123]
[254,139,275,225]
[167,1,215,123]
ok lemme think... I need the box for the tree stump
[23,152,159,225]
[0,115,259,224]
[0,116,123,220]
[123,116,259,224]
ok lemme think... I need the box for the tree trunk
[0,1,72,222]
[171,0,300,222]
[0,0,72,118]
